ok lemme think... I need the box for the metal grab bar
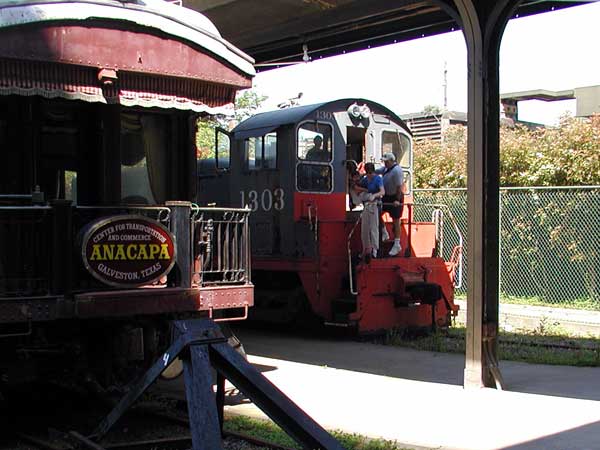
[209,304,249,322]
[347,211,363,296]
[346,199,380,295]
[432,208,444,257]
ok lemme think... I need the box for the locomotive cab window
[216,128,231,170]
[297,123,332,162]
[245,132,277,170]
[296,164,332,192]
[382,130,411,167]
[296,122,333,193]
[246,137,262,170]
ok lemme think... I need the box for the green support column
[439,0,522,388]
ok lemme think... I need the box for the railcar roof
[232,98,411,139]
[0,0,255,77]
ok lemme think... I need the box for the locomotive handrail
[347,202,464,288]
[191,203,252,220]
[194,207,252,213]
[346,199,379,296]
[347,210,362,295]
[410,202,464,289]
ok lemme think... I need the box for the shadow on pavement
[233,326,600,402]
[500,420,600,450]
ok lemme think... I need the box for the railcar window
[382,130,411,167]
[296,164,332,192]
[297,123,332,162]
[120,113,168,205]
[65,170,77,203]
[39,103,79,201]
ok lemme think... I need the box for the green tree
[234,90,268,124]
[413,114,600,188]
[422,104,442,115]
[196,89,268,161]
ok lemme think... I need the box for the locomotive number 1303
[240,188,285,212]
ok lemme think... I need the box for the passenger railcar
[0,0,254,388]
[199,99,461,333]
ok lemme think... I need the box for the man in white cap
[378,152,404,256]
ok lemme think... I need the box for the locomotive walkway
[221,328,600,450]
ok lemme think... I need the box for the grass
[224,414,415,450]
[385,324,600,367]
[455,293,600,311]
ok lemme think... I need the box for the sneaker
[381,227,390,241]
[364,253,372,264]
[372,249,378,259]
[388,242,402,257]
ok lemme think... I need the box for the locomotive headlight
[347,103,362,118]
[359,105,371,119]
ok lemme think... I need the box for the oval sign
[81,215,177,288]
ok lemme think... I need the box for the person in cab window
[353,162,385,263]
[377,152,404,256]
[305,135,329,162]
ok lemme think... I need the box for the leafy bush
[414,114,600,188]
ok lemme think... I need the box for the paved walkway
[222,328,600,450]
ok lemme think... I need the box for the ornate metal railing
[0,205,52,296]
[192,206,251,286]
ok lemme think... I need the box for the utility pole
[443,61,448,110]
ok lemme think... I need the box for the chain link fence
[413,187,600,311]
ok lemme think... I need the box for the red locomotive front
[198,99,461,334]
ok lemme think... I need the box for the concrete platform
[223,328,600,450]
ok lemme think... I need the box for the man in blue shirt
[353,162,385,262]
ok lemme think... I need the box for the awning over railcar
[0,0,255,113]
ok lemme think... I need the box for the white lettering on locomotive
[240,188,285,212]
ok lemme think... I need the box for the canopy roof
[190,0,587,67]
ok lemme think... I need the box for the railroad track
[12,406,294,450]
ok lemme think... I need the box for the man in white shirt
[378,152,404,256]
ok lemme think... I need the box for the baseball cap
[381,152,396,162]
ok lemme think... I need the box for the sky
[251,2,600,125]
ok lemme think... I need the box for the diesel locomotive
[199,99,462,333]
[0,0,254,388]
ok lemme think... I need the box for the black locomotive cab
[198,99,413,258]
[198,99,460,334]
